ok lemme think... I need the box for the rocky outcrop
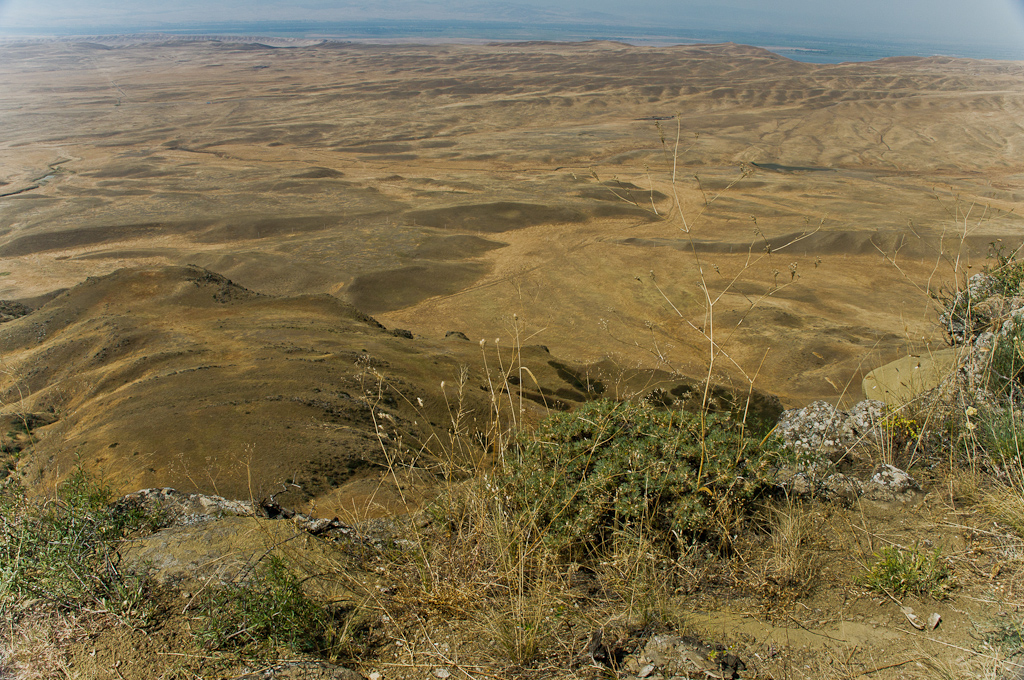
[613,634,746,680]
[775,399,887,464]
[862,463,921,503]
[935,271,1024,403]
[774,400,923,504]
[116,488,373,587]
[235,662,363,680]
[119,487,350,535]
[774,463,921,505]
[938,271,1024,344]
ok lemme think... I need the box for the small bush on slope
[0,470,163,620]
[499,399,782,559]
[194,555,356,657]
[858,544,954,600]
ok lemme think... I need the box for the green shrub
[0,470,163,619]
[978,406,1023,464]
[194,555,353,656]
[987,318,1024,397]
[937,244,1024,344]
[985,615,1024,657]
[987,245,1024,296]
[499,399,781,558]
[858,545,954,600]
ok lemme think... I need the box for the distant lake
[4,20,1023,63]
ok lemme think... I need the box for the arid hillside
[1,39,1021,409]
[0,264,781,512]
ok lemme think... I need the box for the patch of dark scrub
[751,162,834,173]
[360,154,419,161]
[405,235,507,260]
[590,204,660,221]
[0,301,32,323]
[85,165,176,179]
[577,181,667,203]
[74,249,169,260]
[291,167,345,179]
[248,180,353,194]
[697,179,768,190]
[0,221,213,257]
[419,140,457,149]
[300,454,375,497]
[547,360,606,396]
[407,202,587,233]
[194,216,345,243]
[347,262,491,314]
[59,186,151,197]
[519,390,573,411]
[337,143,414,154]
[179,266,266,304]
[0,185,41,198]
[639,381,782,429]
[616,231,1021,260]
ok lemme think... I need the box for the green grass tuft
[858,544,954,600]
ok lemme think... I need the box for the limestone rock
[862,463,921,503]
[776,399,886,463]
[628,634,746,679]
[823,472,862,505]
[775,461,919,505]
[120,487,257,526]
[119,487,351,536]
[773,465,862,504]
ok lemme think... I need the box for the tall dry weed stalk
[629,120,822,486]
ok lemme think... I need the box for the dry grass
[352,333,730,674]
[342,131,1024,680]
[763,502,826,599]
[1,609,84,680]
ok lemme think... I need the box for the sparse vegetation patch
[858,544,954,600]
[194,554,358,657]
[0,470,163,619]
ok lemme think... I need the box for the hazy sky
[2,0,1023,48]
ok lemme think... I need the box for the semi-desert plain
[2,36,1024,680]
